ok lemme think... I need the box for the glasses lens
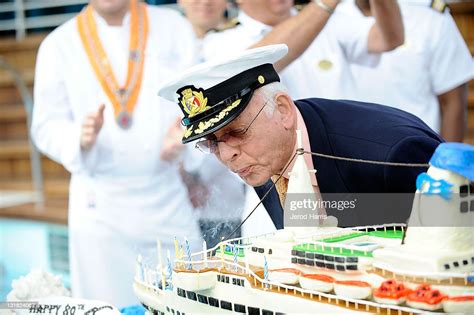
[195,139,215,154]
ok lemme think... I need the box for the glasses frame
[195,99,269,154]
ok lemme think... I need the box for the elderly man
[159,45,443,230]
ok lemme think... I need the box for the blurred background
[0,0,472,300]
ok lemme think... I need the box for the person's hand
[80,104,105,151]
[160,117,185,161]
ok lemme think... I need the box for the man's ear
[275,93,296,129]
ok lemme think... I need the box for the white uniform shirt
[32,7,202,305]
[203,9,376,100]
[33,7,201,241]
[342,1,474,132]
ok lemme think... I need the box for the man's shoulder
[146,5,189,27]
[205,21,245,41]
[148,5,195,40]
[297,98,441,147]
[40,16,78,50]
[203,24,252,61]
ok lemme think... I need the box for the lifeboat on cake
[373,279,411,305]
[172,269,217,292]
[299,274,334,293]
[443,295,474,313]
[268,268,301,285]
[406,284,446,311]
[334,280,372,299]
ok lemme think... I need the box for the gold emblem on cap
[194,99,242,135]
[317,60,333,71]
[179,88,209,118]
[258,75,265,84]
[183,125,194,139]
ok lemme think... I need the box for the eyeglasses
[195,100,269,154]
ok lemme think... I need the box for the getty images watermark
[284,192,474,227]
[283,193,357,227]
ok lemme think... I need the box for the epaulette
[430,0,448,13]
[212,18,240,33]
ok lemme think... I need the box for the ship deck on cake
[133,141,474,314]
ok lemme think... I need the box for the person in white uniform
[31,0,202,307]
[157,0,246,247]
[341,0,474,142]
[201,0,405,237]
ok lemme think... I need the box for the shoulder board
[212,18,240,33]
[430,0,447,13]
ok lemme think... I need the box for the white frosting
[443,299,474,313]
[333,283,372,300]
[407,166,473,251]
[406,300,443,311]
[380,165,474,274]
[6,269,120,315]
[268,270,299,284]
[172,270,217,291]
[299,276,333,293]
[7,269,70,301]
[403,227,474,256]
[373,296,405,305]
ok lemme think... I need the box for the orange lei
[77,0,149,128]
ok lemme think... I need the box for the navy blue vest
[254,98,443,229]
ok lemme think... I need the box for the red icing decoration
[374,279,411,299]
[336,280,371,287]
[447,296,474,302]
[301,274,335,283]
[407,284,447,305]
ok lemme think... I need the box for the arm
[438,84,467,142]
[31,37,99,174]
[250,0,340,72]
[367,0,404,53]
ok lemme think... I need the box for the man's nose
[217,141,240,164]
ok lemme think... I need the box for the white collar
[237,8,298,36]
[92,9,131,29]
[237,11,273,37]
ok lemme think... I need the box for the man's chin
[241,173,270,187]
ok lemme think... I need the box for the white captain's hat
[158,44,288,143]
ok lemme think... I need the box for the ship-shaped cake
[133,136,474,314]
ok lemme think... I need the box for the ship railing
[186,231,284,261]
[293,223,407,243]
[137,257,423,315]
[181,224,407,265]
[134,266,166,293]
[183,224,407,262]
[187,237,256,261]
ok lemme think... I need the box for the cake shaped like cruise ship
[133,138,474,314]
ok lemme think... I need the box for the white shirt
[341,1,474,132]
[32,7,201,242]
[203,9,376,100]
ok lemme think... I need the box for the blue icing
[120,305,145,315]
[430,143,474,181]
[416,172,453,200]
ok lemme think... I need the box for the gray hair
[255,82,289,117]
